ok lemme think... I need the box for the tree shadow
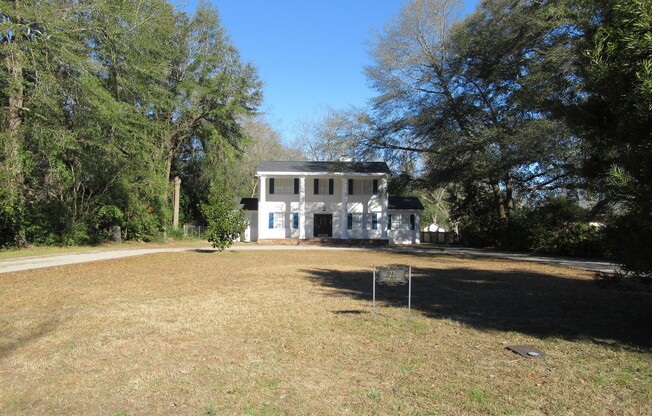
[303,266,652,349]
[0,317,62,359]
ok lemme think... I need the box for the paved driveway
[0,248,190,274]
[381,246,617,274]
[0,244,617,274]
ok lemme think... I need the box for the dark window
[348,179,353,195]
[347,213,353,230]
[293,212,299,229]
[268,213,274,229]
[372,213,378,230]
[269,178,275,194]
[294,178,299,194]
[372,179,378,195]
[410,214,415,230]
[328,178,334,195]
[388,214,392,230]
[314,178,319,195]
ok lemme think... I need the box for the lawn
[1,248,650,415]
[0,239,209,260]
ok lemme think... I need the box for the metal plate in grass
[506,345,546,359]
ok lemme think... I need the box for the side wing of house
[239,197,258,243]
[387,196,424,245]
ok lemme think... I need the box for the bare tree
[237,115,304,197]
[295,106,378,161]
[365,0,580,228]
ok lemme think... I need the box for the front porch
[256,238,389,247]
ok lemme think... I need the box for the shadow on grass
[303,266,652,349]
[191,249,218,254]
[0,317,63,359]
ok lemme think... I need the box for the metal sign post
[373,264,376,320]
[373,265,412,322]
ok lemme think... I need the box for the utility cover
[506,345,546,359]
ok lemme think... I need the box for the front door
[314,214,333,237]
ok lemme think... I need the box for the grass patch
[0,239,211,260]
[0,249,650,415]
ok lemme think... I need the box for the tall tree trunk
[2,8,27,245]
[504,176,514,219]
[490,182,507,221]
[491,181,508,245]
[4,53,24,187]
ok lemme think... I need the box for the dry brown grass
[0,239,209,260]
[1,249,650,415]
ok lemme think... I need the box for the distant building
[423,223,447,233]
[240,161,423,245]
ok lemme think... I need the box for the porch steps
[257,238,389,247]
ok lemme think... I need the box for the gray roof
[388,196,424,211]
[257,161,391,175]
[239,198,258,211]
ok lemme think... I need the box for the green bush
[124,210,161,242]
[62,222,91,246]
[512,197,607,258]
[459,196,608,258]
[605,212,652,281]
[529,221,606,258]
[201,188,247,252]
[95,205,124,230]
[451,189,503,248]
[0,194,24,247]
[166,227,185,240]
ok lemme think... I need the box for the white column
[258,175,267,239]
[299,177,306,239]
[381,177,388,240]
[341,178,348,239]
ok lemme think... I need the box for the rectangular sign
[373,265,412,322]
[377,266,409,286]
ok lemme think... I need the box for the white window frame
[350,179,376,195]
[350,213,365,230]
[271,178,295,195]
[273,212,285,229]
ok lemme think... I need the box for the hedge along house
[240,161,423,245]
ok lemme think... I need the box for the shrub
[604,212,652,282]
[124,210,161,242]
[459,196,609,258]
[201,188,247,252]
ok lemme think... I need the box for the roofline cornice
[256,171,390,177]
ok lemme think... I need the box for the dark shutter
[347,213,353,230]
[348,179,353,195]
[328,178,334,195]
[410,214,415,230]
[293,212,299,229]
[294,178,299,194]
[268,213,274,229]
[269,178,275,194]
[314,178,319,195]
[372,213,378,230]
[372,179,378,195]
[388,214,392,230]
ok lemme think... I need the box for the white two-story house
[240,161,423,245]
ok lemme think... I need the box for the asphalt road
[0,244,618,274]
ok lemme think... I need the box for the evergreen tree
[365,0,582,244]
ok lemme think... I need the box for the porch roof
[388,196,424,211]
[257,161,391,176]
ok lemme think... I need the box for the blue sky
[178,0,479,145]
